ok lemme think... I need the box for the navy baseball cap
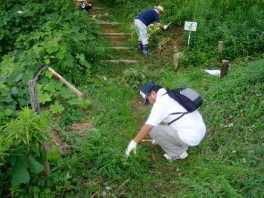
[140,81,155,105]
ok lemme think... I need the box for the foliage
[0,0,97,125]
[0,0,264,197]
[105,0,264,66]
[0,107,52,196]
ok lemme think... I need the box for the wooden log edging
[90,22,121,26]
[100,60,138,63]
[92,7,105,10]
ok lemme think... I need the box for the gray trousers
[149,125,190,156]
[134,19,148,45]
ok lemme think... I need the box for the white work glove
[149,23,154,27]
[125,140,137,156]
[152,139,158,145]
[163,25,168,30]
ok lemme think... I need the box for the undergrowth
[0,0,263,197]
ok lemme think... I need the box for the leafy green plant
[1,0,264,197]
[0,107,52,196]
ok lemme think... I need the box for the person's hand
[149,23,154,27]
[125,140,137,156]
[163,25,168,30]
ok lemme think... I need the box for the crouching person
[125,81,206,160]
[76,0,92,12]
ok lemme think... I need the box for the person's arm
[156,22,165,29]
[133,124,154,143]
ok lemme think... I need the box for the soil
[47,121,94,153]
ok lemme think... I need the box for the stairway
[89,2,138,63]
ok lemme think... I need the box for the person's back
[136,9,160,26]
[147,88,206,146]
[125,81,206,161]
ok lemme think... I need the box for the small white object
[152,139,158,145]
[163,25,168,30]
[149,23,154,27]
[105,186,111,190]
[205,69,221,76]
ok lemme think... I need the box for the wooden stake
[218,41,224,52]
[260,32,264,40]
[218,41,224,63]
[158,45,162,56]
[173,53,180,71]
[220,60,229,78]
[28,80,50,177]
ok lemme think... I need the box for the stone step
[100,60,138,63]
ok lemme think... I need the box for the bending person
[126,81,206,160]
[134,5,167,56]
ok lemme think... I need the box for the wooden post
[260,32,264,40]
[218,41,224,63]
[220,60,229,78]
[28,80,41,113]
[218,41,224,52]
[28,80,50,177]
[158,45,162,56]
[173,53,180,71]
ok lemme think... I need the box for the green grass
[1,0,263,197]
[54,57,263,197]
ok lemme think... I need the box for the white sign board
[184,21,197,31]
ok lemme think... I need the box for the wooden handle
[47,67,83,97]
[167,21,172,26]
